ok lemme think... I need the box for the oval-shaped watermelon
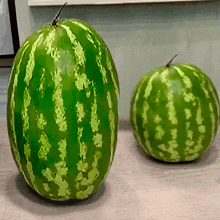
[130,56,219,162]
[7,4,119,201]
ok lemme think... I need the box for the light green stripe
[167,141,180,161]
[58,139,67,161]
[185,122,194,140]
[89,87,103,189]
[159,69,172,86]
[76,105,101,199]
[52,68,67,132]
[209,103,216,142]
[131,74,148,130]
[42,167,54,198]
[195,100,206,140]
[38,132,51,160]
[21,35,43,188]
[74,76,90,195]
[24,143,37,189]
[102,91,117,185]
[75,72,91,91]
[168,127,179,161]
[171,128,177,139]
[196,102,204,125]
[37,113,47,130]
[77,161,89,173]
[173,66,196,104]
[91,25,108,85]
[73,20,92,33]
[201,73,219,139]
[36,112,52,161]
[173,66,192,89]
[96,55,108,84]
[102,91,115,192]
[154,114,162,123]
[61,24,89,92]
[42,168,54,182]
[142,71,160,157]
[106,52,119,98]
[182,91,196,102]
[207,79,220,124]
[93,133,102,148]
[43,183,50,192]
[76,19,116,89]
[184,108,192,120]
[144,71,159,99]
[181,64,197,71]
[60,24,86,66]
[22,33,44,132]
[9,41,29,176]
[76,102,85,123]
[192,71,200,79]
[22,88,31,134]
[131,73,157,158]
[77,152,101,188]
[201,83,210,99]
[199,73,210,99]
[76,185,94,199]
[86,32,96,46]
[39,69,46,98]
[75,20,109,86]
[90,88,100,132]
[25,33,44,84]
[157,127,179,161]
[77,127,87,161]
[131,89,140,129]
[142,130,154,155]
[155,124,165,140]
[185,135,204,161]
[54,139,70,198]
[131,83,143,145]
[107,91,115,165]
[9,41,28,82]
[141,100,149,125]
[44,29,60,62]
[74,42,86,67]
[42,139,70,199]
[166,90,178,125]
[185,120,195,148]
[89,86,103,189]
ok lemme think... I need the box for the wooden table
[0,118,219,220]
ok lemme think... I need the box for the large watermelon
[130,55,219,162]
[7,3,119,200]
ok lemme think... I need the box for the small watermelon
[130,55,219,162]
[7,3,119,200]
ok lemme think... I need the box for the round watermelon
[7,3,119,200]
[130,56,219,162]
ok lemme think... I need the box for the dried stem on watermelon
[166,54,178,67]
[52,2,68,26]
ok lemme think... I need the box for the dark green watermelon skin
[7,19,119,200]
[130,63,219,162]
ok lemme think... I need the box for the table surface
[0,118,219,220]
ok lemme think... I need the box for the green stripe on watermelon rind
[7,40,31,177]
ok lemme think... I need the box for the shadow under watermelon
[6,173,109,215]
[133,135,219,168]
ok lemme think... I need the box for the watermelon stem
[166,54,178,67]
[52,2,67,26]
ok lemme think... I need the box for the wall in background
[2,0,220,119]
[27,0,204,6]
